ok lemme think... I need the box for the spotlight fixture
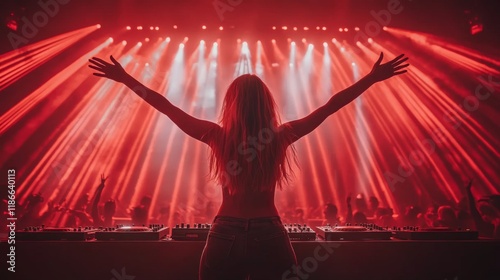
[126,26,131,30]
[155,26,159,30]
[96,24,101,29]
[202,25,207,29]
[339,28,343,32]
[344,28,348,32]
[354,27,360,31]
[137,26,143,30]
[272,26,276,30]
[173,25,178,29]
[322,27,327,30]
[219,26,224,30]
[282,26,287,30]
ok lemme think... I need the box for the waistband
[214,215,281,223]
[213,215,282,230]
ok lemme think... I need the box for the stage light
[304,27,309,30]
[291,41,296,45]
[351,62,356,66]
[179,43,185,48]
[316,26,320,30]
[354,27,360,31]
[145,38,150,42]
[96,24,101,29]
[137,42,142,46]
[271,63,279,67]
[5,12,18,31]
[150,26,154,30]
[293,27,298,31]
[356,41,361,46]
[308,43,314,49]
[202,25,207,30]
[344,28,348,32]
[272,26,276,30]
[368,38,373,44]
[107,37,113,43]
[200,40,205,44]
[173,25,178,29]
[183,37,189,43]
[145,62,149,66]
[219,26,224,30]
[383,26,388,31]
[137,26,143,30]
[271,39,276,43]
[155,26,159,30]
[282,26,287,30]
[340,47,345,52]
[322,26,327,30]
[332,38,337,42]
[126,26,131,30]
[339,28,343,32]
[323,42,328,47]
[302,38,306,43]
[122,40,127,45]
[166,37,171,42]
[237,38,241,43]
[257,40,261,44]
[241,41,249,55]
[213,42,218,47]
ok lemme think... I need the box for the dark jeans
[199,216,297,280]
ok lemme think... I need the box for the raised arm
[281,53,409,143]
[88,56,219,144]
[90,174,107,226]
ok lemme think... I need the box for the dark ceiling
[1,0,499,53]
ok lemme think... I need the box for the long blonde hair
[209,74,295,194]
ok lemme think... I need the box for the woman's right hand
[88,55,128,83]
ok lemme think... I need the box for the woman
[89,52,408,279]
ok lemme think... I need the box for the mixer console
[284,224,317,241]
[316,224,392,241]
[17,226,97,241]
[392,226,479,240]
[171,223,211,241]
[95,224,169,240]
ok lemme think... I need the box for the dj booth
[2,238,499,280]
[2,224,500,279]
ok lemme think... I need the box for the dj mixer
[391,226,479,240]
[316,224,393,241]
[284,224,317,241]
[171,223,211,241]
[17,226,97,241]
[95,224,169,240]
